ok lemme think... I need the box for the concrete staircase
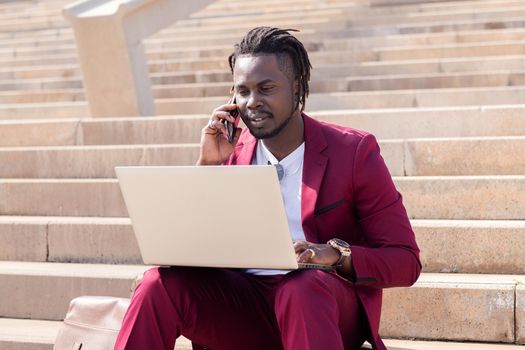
[0,0,524,349]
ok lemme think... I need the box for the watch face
[332,238,351,248]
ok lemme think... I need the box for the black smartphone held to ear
[224,96,240,143]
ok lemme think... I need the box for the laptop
[116,165,334,271]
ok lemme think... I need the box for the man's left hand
[294,240,340,266]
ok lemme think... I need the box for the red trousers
[115,267,367,350]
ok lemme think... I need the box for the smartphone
[224,96,240,143]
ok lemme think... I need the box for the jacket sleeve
[349,133,422,288]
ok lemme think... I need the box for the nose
[246,92,263,110]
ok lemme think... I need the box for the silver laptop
[116,165,334,271]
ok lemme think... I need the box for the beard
[241,102,296,140]
[244,112,293,139]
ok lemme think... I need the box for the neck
[262,112,304,161]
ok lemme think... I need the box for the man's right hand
[196,103,242,165]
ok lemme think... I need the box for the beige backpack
[53,296,130,350]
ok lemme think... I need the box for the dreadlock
[228,27,312,112]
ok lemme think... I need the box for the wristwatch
[327,238,352,266]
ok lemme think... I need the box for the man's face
[233,54,299,140]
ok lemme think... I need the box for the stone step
[0,179,127,217]
[0,26,71,41]
[0,64,78,80]
[321,27,525,51]
[0,77,82,91]
[0,114,208,146]
[314,105,525,139]
[0,318,60,350]
[0,42,77,58]
[413,219,525,274]
[3,26,522,74]
[0,3,359,33]
[1,317,524,350]
[0,0,518,38]
[382,273,525,343]
[5,15,525,61]
[0,216,141,265]
[2,105,524,148]
[148,40,525,69]
[151,12,525,48]
[377,40,525,61]
[0,136,522,178]
[202,0,523,17]
[403,136,525,175]
[160,4,525,32]
[0,315,193,350]
[198,0,495,15]
[0,144,201,178]
[152,70,525,97]
[0,261,148,320]
[396,175,525,219]
[0,89,84,104]
[0,41,369,69]
[5,69,525,102]
[0,6,60,17]
[147,16,525,48]
[0,33,73,49]
[0,17,66,33]
[378,339,525,350]
[0,49,525,93]
[0,5,524,54]
[5,39,525,69]
[0,46,370,69]
[332,55,525,77]
[0,176,523,219]
[4,315,524,350]
[0,264,522,343]
[4,22,525,54]
[5,54,525,91]
[1,1,523,45]
[0,0,514,26]
[172,4,525,29]
[155,86,525,115]
[1,216,523,275]
[5,85,525,119]
[7,53,525,90]
[395,15,525,36]
[8,25,525,61]
[5,23,525,57]
[0,101,89,119]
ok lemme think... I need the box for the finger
[293,240,309,253]
[213,110,237,123]
[297,248,316,263]
[306,248,316,260]
[205,119,228,136]
[213,103,239,115]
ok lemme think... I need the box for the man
[115,27,421,350]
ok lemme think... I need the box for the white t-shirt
[245,140,306,275]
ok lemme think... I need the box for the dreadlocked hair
[228,27,312,112]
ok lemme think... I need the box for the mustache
[242,110,273,120]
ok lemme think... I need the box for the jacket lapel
[301,114,328,243]
[233,135,257,165]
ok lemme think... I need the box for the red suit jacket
[224,113,421,349]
